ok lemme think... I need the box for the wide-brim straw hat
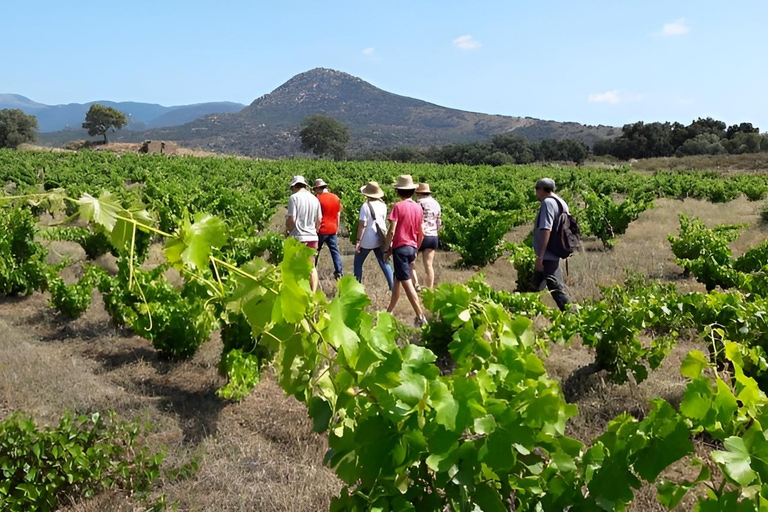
[415,183,431,194]
[360,181,384,199]
[313,178,328,189]
[290,175,308,188]
[393,174,417,190]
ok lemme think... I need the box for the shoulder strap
[551,196,565,216]
[368,201,386,238]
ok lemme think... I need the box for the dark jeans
[531,259,571,312]
[316,234,343,277]
[354,247,394,291]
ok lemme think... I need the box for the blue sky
[3,0,766,130]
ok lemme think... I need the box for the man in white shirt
[286,175,322,292]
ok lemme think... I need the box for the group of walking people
[286,173,572,327]
[285,174,442,326]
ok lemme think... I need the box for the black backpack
[547,196,581,259]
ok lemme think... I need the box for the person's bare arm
[355,219,365,253]
[338,203,343,231]
[286,196,295,236]
[416,224,425,250]
[384,220,397,253]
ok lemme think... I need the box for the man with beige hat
[286,175,322,292]
[384,175,428,327]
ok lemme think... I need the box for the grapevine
[6,152,768,510]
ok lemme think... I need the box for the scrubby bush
[442,206,516,267]
[0,412,161,511]
[0,207,48,295]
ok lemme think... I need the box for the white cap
[290,175,308,188]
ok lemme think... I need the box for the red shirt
[317,192,341,235]
[389,199,423,249]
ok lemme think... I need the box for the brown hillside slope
[87,68,615,157]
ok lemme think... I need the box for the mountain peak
[250,67,377,108]
[296,67,358,79]
[286,68,368,86]
[133,68,615,158]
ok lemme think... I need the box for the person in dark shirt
[532,178,571,311]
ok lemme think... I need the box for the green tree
[593,118,737,159]
[558,139,589,164]
[0,109,38,149]
[299,114,350,160]
[82,104,127,144]
[687,117,726,139]
[536,139,563,161]
[390,146,424,163]
[491,133,535,163]
[676,133,727,156]
[592,137,619,157]
[726,122,759,138]
[532,139,588,163]
[670,121,690,149]
[724,132,762,154]
[438,142,495,165]
[617,121,675,158]
[481,151,513,166]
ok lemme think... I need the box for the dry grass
[0,289,338,511]
[0,313,128,423]
[626,152,768,173]
[564,196,767,301]
[21,141,256,160]
[1,196,766,510]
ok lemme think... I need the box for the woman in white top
[353,182,394,291]
[412,182,442,289]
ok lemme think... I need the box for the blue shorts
[419,236,439,252]
[392,246,417,281]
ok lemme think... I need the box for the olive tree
[0,109,38,149]
[299,114,350,160]
[82,104,127,143]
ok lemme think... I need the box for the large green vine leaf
[165,212,228,270]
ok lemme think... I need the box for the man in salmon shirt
[313,178,343,280]
[384,175,428,327]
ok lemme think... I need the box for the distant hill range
[0,94,245,132]
[31,68,617,157]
